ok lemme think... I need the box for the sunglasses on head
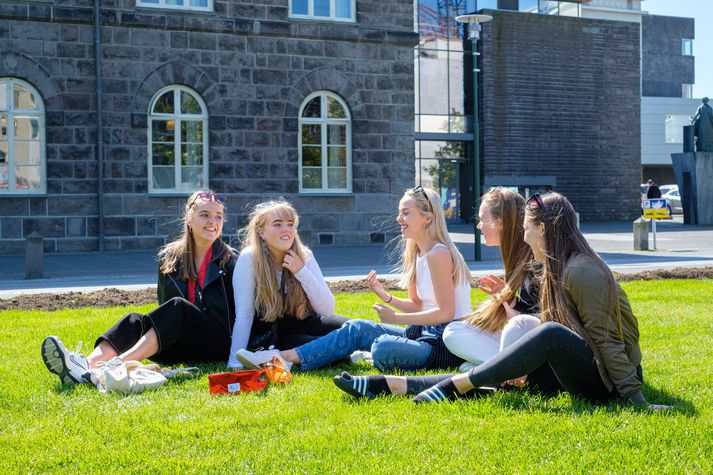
[190,191,226,207]
[487,186,501,199]
[411,185,434,212]
[526,193,544,210]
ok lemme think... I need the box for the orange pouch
[208,369,268,395]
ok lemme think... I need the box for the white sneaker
[236,348,293,371]
[458,361,481,373]
[41,335,91,385]
[349,350,374,365]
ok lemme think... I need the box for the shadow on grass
[477,382,696,416]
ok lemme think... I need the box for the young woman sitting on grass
[334,192,671,410]
[441,187,540,371]
[238,186,472,372]
[228,200,348,369]
[42,191,238,386]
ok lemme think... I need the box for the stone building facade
[0,0,417,253]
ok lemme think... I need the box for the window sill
[136,5,215,15]
[298,192,354,197]
[288,15,356,24]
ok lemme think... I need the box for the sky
[643,0,713,99]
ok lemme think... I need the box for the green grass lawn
[1,280,712,474]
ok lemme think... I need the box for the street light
[455,13,491,262]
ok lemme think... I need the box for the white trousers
[443,314,541,365]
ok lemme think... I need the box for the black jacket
[156,239,238,335]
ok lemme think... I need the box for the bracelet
[384,294,393,303]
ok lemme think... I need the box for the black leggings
[406,322,636,402]
[96,297,232,365]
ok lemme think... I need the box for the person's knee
[341,318,375,335]
[534,321,570,341]
[443,320,470,342]
[506,314,540,331]
[370,335,397,370]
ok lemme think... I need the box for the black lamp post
[455,12,491,261]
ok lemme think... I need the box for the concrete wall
[641,96,700,167]
[479,10,642,221]
[0,0,417,253]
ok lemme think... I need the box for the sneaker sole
[235,352,263,370]
[41,336,82,385]
[333,375,375,400]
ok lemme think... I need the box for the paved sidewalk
[1,217,712,298]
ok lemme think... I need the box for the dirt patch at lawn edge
[2,267,712,312]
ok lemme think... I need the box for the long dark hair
[525,192,622,334]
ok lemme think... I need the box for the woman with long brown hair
[336,192,669,410]
[442,187,539,368]
[42,191,238,386]
[227,200,347,368]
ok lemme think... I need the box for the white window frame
[289,0,356,23]
[0,78,46,195]
[298,91,352,194]
[136,0,213,13]
[147,85,209,194]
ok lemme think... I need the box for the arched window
[298,91,352,193]
[148,86,208,193]
[0,78,45,194]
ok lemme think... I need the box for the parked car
[660,185,682,214]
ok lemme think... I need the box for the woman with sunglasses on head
[336,192,670,410]
[41,191,238,386]
[227,200,348,369]
[237,186,472,373]
[440,187,540,371]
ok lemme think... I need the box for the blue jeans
[293,319,433,371]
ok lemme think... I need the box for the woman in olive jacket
[41,191,238,386]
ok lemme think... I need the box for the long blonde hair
[240,200,311,322]
[159,190,230,280]
[398,186,470,289]
[465,188,534,333]
[526,192,622,335]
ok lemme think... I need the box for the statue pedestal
[671,152,713,225]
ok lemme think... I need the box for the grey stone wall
[0,0,416,254]
[479,11,641,221]
[642,14,695,98]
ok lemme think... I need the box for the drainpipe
[94,0,105,252]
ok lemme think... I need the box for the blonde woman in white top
[228,200,348,369]
[237,186,472,372]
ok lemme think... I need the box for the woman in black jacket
[41,191,237,386]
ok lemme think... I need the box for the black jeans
[248,312,350,350]
[407,322,637,402]
[97,297,232,365]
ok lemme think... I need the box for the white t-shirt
[416,243,472,320]
[227,247,334,368]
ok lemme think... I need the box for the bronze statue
[693,97,713,152]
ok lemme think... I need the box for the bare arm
[375,247,456,326]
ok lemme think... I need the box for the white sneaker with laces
[41,335,91,385]
[235,348,293,371]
